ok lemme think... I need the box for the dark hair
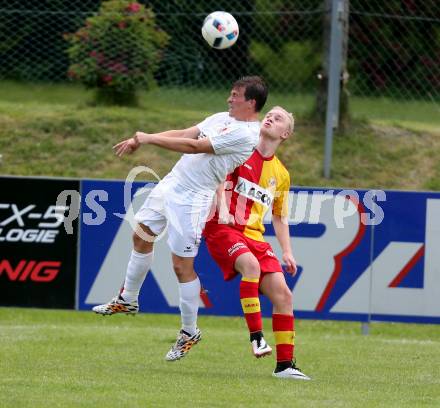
[232,75,268,112]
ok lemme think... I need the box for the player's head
[261,106,294,143]
[227,76,268,119]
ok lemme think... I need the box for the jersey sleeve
[272,170,291,218]
[209,127,256,155]
[196,112,227,134]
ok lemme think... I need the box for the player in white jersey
[93,76,268,358]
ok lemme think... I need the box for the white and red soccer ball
[202,11,239,50]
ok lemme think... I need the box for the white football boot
[165,328,202,361]
[251,336,272,358]
[92,295,139,316]
[273,361,311,380]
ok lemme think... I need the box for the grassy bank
[0,81,439,190]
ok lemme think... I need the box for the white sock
[121,250,153,302]
[179,277,201,335]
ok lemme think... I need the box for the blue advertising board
[77,179,440,324]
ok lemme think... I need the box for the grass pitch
[0,308,439,407]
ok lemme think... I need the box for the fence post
[362,191,377,335]
[324,0,349,179]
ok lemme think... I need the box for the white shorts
[135,174,214,257]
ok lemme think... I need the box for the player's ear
[280,129,290,141]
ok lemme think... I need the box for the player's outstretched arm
[136,132,215,154]
[137,126,200,141]
[112,126,201,157]
[272,214,297,275]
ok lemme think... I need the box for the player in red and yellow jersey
[203,106,310,380]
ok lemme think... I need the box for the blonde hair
[272,106,295,136]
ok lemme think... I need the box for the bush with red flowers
[65,0,169,106]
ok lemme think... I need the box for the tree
[65,0,169,106]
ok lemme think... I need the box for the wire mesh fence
[349,0,440,102]
[0,1,439,110]
[0,1,323,92]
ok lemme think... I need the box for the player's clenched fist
[282,252,297,276]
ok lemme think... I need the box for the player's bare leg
[259,273,310,380]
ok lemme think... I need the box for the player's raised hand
[113,135,140,157]
[282,252,297,276]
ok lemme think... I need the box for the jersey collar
[255,147,274,161]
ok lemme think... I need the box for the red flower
[96,52,105,63]
[102,75,113,84]
[118,21,127,29]
[108,62,128,73]
[126,2,141,13]
[89,51,105,64]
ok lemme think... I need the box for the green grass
[0,308,439,408]
[351,96,440,134]
[0,81,439,190]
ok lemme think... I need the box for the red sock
[272,313,294,362]
[239,277,262,333]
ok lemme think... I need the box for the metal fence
[0,0,439,104]
[349,1,440,102]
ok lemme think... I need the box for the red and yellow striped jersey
[206,149,291,242]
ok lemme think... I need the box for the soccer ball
[201,11,239,50]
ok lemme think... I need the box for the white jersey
[170,112,260,196]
